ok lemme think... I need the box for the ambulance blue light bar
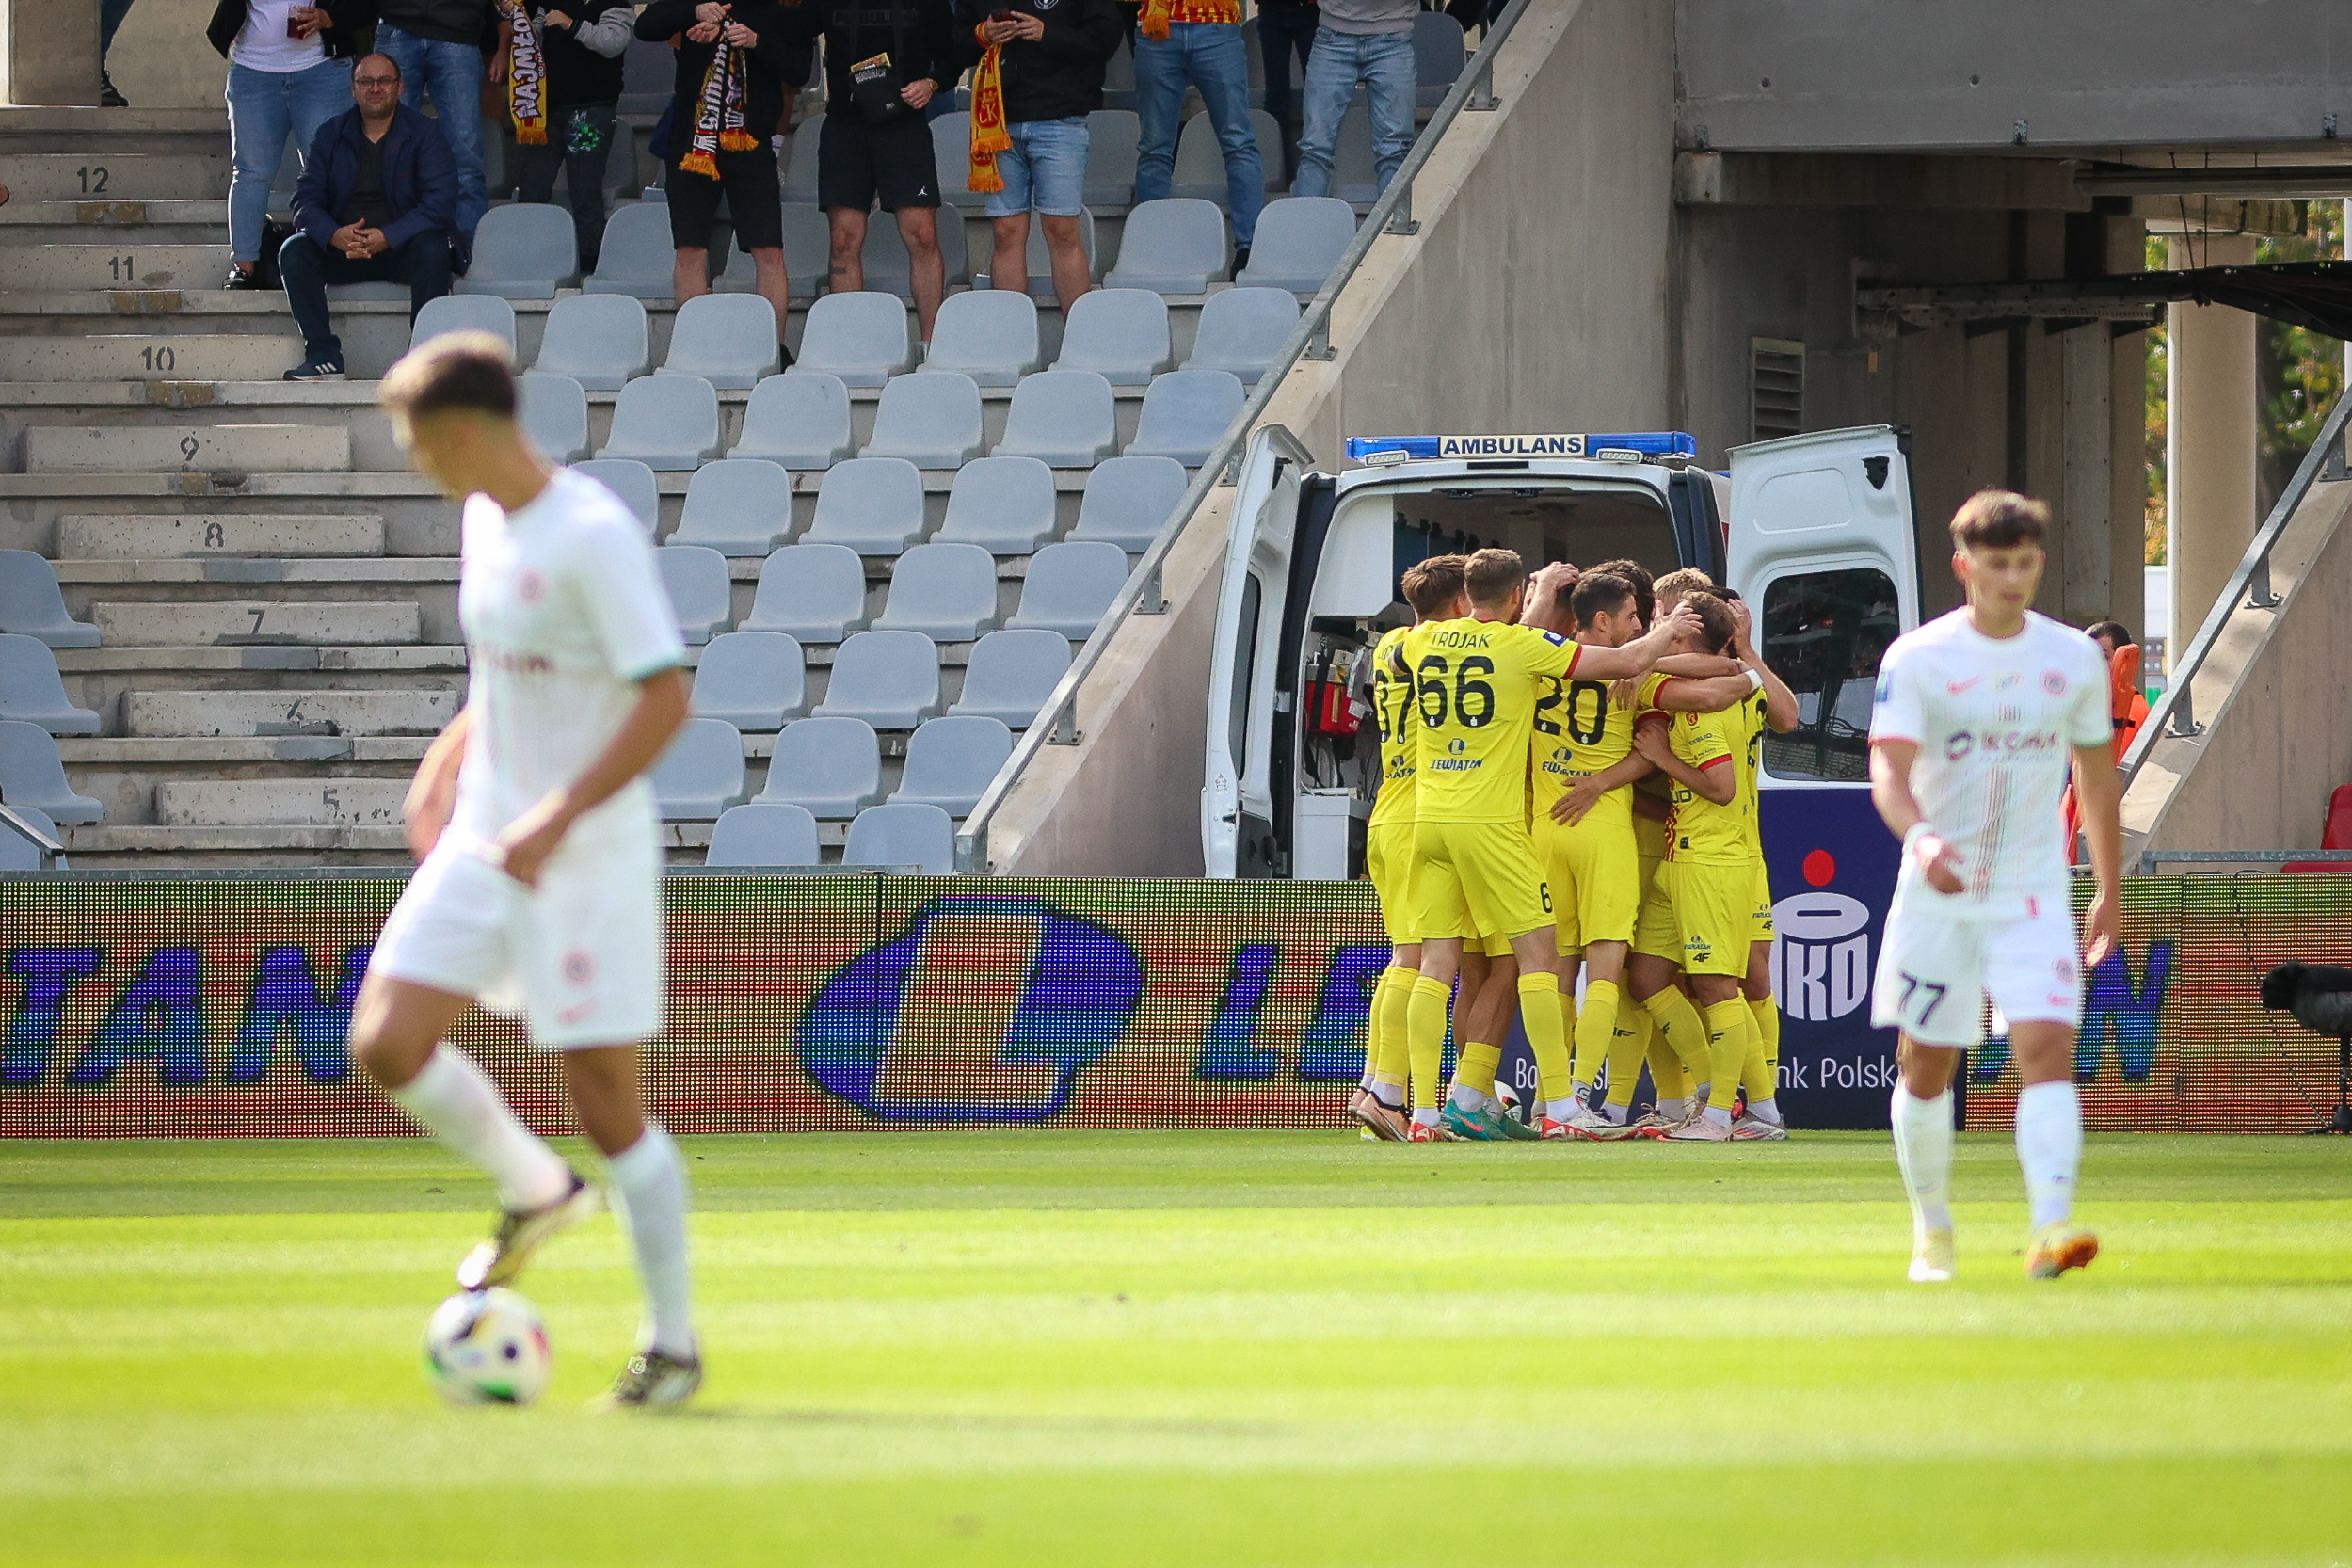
[1344,431,1699,465]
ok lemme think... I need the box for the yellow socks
[1404,975,1452,1113]
[1454,1040,1501,1097]
[1570,979,1620,1094]
[1370,965,1416,1095]
[1642,986,1713,1101]
[1604,988,1648,1110]
[1517,974,1573,1108]
[1744,994,1782,1101]
[1703,999,1752,1122]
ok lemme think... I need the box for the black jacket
[293,104,459,252]
[775,0,961,115]
[207,0,377,58]
[636,0,812,143]
[952,0,1122,124]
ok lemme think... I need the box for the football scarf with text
[505,5,549,146]
[966,27,1011,194]
[680,36,760,178]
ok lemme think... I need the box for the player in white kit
[346,333,704,1408]
[1866,490,2121,1284]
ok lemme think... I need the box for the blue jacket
[293,104,458,255]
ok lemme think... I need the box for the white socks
[1890,1083,1955,1237]
[1747,1097,1784,1127]
[607,1123,696,1359]
[1656,1096,1690,1122]
[390,1048,571,1211]
[2015,1080,2083,1230]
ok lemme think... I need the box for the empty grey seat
[1052,288,1171,385]
[1236,198,1356,293]
[716,204,825,300]
[743,544,870,642]
[1007,540,1130,639]
[0,719,102,824]
[992,371,1116,467]
[861,206,969,294]
[584,202,682,298]
[0,634,99,734]
[935,456,1057,553]
[705,800,821,866]
[1085,108,1141,205]
[812,629,942,728]
[758,715,882,817]
[731,371,854,469]
[569,458,660,533]
[655,543,733,644]
[1183,286,1301,383]
[1103,199,1229,293]
[1071,455,1190,552]
[671,458,795,554]
[1128,369,1245,466]
[891,715,1013,816]
[921,291,1039,386]
[410,293,517,353]
[454,202,579,297]
[803,457,928,554]
[0,552,99,648]
[843,801,953,872]
[952,628,1070,728]
[597,374,721,470]
[781,113,824,203]
[1332,103,1381,203]
[618,36,673,115]
[872,542,1001,642]
[518,372,591,462]
[1171,106,1284,202]
[649,715,747,820]
[932,112,984,208]
[860,372,984,468]
[531,293,649,390]
[1415,11,1465,106]
[792,292,914,386]
[661,294,780,389]
[693,631,807,730]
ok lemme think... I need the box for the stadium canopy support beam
[0,0,101,106]
[2166,233,2260,686]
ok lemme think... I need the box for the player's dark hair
[1569,570,1636,631]
[1463,547,1526,609]
[1400,553,1467,616]
[1949,489,2050,551]
[379,331,517,421]
[1590,557,1655,626]
[2087,618,2131,648]
[1682,590,1736,654]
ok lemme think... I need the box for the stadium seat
[618,37,673,115]
[705,800,822,867]
[861,207,969,294]
[951,628,1071,728]
[0,552,100,648]
[872,542,1002,642]
[0,634,99,734]
[992,371,1117,467]
[0,719,102,824]
[0,802,62,871]
[891,715,1013,816]
[843,801,954,872]
[1128,369,1245,466]
[669,458,795,555]
[568,458,660,533]
[1235,198,1356,293]
[518,372,591,463]
[1070,455,1191,552]
[731,371,855,470]
[1052,288,1172,386]
[597,374,722,470]
[860,372,985,468]
[1414,11,1466,107]
[715,205,825,301]
[1007,541,1129,639]
[812,630,943,728]
[660,294,780,389]
[781,113,825,203]
[530,293,649,390]
[649,715,747,820]
[1102,199,1229,293]
[802,457,929,554]
[693,630,808,731]
[1171,106,1284,202]
[932,112,984,208]
[1085,109,1142,205]
[453,202,579,298]
[1182,286,1301,383]
[742,544,871,642]
[1331,104,1381,203]
[584,202,683,297]
[921,291,1040,386]
[655,544,734,644]
[792,291,915,386]
[758,715,883,817]
[409,293,516,353]
[935,456,1058,553]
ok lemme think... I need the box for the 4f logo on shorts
[1770,891,1870,1021]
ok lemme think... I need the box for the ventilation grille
[1751,337,1805,443]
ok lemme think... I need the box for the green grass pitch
[3,1130,2349,1566]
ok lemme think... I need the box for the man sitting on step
[280,53,461,381]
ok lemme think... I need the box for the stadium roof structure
[1858,259,2352,340]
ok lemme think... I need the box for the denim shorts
[984,116,1090,217]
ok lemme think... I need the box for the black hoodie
[952,0,1122,124]
[636,0,813,141]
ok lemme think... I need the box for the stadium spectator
[1256,0,1318,184]
[954,0,1123,314]
[210,1,375,292]
[498,0,634,272]
[102,0,140,105]
[372,0,497,245]
[1290,0,1415,200]
[278,54,458,380]
[2087,619,2130,660]
[1128,0,1261,266]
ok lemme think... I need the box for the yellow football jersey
[1731,688,1768,856]
[1368,624,1416,829]
[1402,617,1581,824]
[1529,667,1672,828]
[1661,708,1749,865]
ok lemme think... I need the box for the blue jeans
[1132,22,1262,247]
[225,57,353,264]
[279,231,453,364]
[373,23,488,239]
[1291,28,1416,200]
[984,116,1090,218]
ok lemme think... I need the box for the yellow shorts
[1662,859,1752,977]
[1631,853,1679,961]
[1534,816,1640,954]
[1366,820,1419,943]
[1480,929,1512,958]
[1413,820,1554,943]
[1750,859,1774,944]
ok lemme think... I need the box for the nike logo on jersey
[1946,678,1981,693]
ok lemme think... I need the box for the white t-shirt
[1868,607,2110,919]
[447,469,686,867]
[231,0,329,72]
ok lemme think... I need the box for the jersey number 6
[1415,654,1496,729]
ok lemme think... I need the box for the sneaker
[1348,1090,1410,1143]
[1730,1114,1788,1141]
[1485,1104,1541,1142]
[589,1346,703,1412]
[1909,1227,1957,1284]
[1663,1114,1735,1143]
[1560,1106,1637,1142]
[2024,1223,2099,1280]
[1626,1110,1678,1139]
[223,266,269,292]
[1405,1118,1455,1143]
[1233,246,1252,274]
[455,1171,599,1290]
[100,70,127,107]
[1439,1100,1503,1142]
[283,356,346,382]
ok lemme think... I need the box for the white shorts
[1870,896,2081,1048]
[371,839,665,1049]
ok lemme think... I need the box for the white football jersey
[446,469,685,863]
[1868,608,2109,918]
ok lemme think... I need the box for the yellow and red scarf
[505,5,548,146]
[967,25,1012,194]
[680,38,760,178]
[1139,0,1238,41]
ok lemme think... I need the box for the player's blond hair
[379,331,517,421]
[1653,567,1717,606]
[1400,553,1467,616]
[1463,548,1526,609]
[1950,489,2050,551]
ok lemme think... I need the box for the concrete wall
[104,0,231,111]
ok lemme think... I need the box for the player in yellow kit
[1711,586,1800,1138]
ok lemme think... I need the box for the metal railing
[0,804,64,871]
[953,0,1540,873]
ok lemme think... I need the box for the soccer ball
[422,1288,552,1406]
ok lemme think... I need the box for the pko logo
[1769,891,1871,1021]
